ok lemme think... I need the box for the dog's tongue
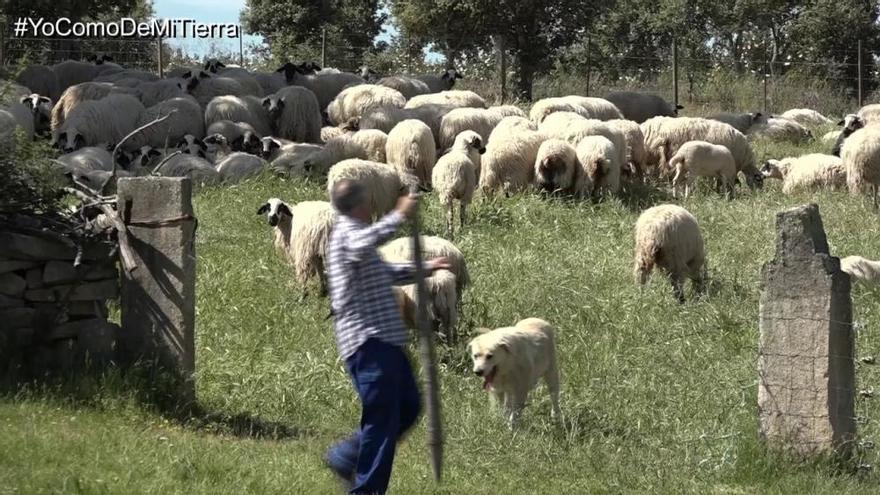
[482,372,494,391]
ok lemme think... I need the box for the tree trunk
[515,58,534,102]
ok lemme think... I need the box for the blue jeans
[326,338,422,494]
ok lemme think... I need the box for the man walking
[324,179,449,494]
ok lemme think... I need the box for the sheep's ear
[148,149,161,158]
[455,72,463,79]
[268,140,280,151]
[38,96,51,104]
[198,71,211,79]
[676,104,684,110]
[175,136,188,148]
[19,95,32,107]
[261,97,271,107]
[181,70,192,79]
[231,135,245,150]
[837,119,845,126]
[256,203,270,215]
[278,203,293,217]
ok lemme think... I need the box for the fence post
[858,39,863,108]
[0,28,5,67]
[672,38,679,109]
[239,29,244,66]
[493,35,507,104]
[321,27,327,68]
[585,36,592,97]
[156,37,164,78]
[763,65,769,114]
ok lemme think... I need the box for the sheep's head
[455,130,485,155]
[673,104,684,116]
[441,68,463,88]
[586,157,608,185]
[55,131,86,153]
[760,159,785,180]
[256,198,292,227]
[535,155,569,194]
[262,96,284,120]
[261,137,283,159]
[359,66,377,81]
[341,117,360,133]
[88,54,114,65]
[176,134,207,158]
[233,131,262,155]
[204,59,226,73]
[745,170,764,190]
[276,62,301,83]
[182,70,211,92]
[21,93,53,136]
[130,146,163,170]
[302,62,321,74]
[839,114,864,136]
[750,112,768,126]
[203,133,229,155]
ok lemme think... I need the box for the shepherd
[324,179,449,494]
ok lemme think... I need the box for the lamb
[759,154,845,194]
[633,204,706,303]
[529,96,623,123]
[663,140,737,199]
[54,94,145,152]
[576,136,620,197]
[749,117,812,143]
[832,114,864,157]
[376,76,431,99]
[438,106,527,151]
[262,86,322,143]
[533,138,584,197]
[327,84,406,125]
[257,198,336,296]
[205,95,273,137]
[415,68,463,93]
[841,125,880,209]
[125,96,205,151]
[15,64,61,101]
[432,130,484,237]
[706,112,767,134]
[203,134,267,182]
[404,90,487,110]
[479,124,547,195]
[393,270,459,340]
[350,129,388,162]
[326,159,411,217]
[607,119,648,179]
[379,235,470,294]
[182,70,247,108]
[386,119,437,186]
[778,108,834,128]
[840,256,880,286]
[604,91,682,123]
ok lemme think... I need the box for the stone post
[758,203,855,456]
[117,178,196,404]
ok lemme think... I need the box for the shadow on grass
[618,180,673,212]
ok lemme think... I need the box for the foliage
[0,134,66,215]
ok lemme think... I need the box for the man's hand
[426,257,452,272]
[395,193,419,219]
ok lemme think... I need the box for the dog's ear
[475,327,492,335]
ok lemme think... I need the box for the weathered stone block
[66,301,107,318]
[0,272,26,297]
[0,260,38,275]
[758,203,855,457]
[56,280,119,301]
[0,294,25,308]
[42,261,78,286]
[0,308,35,329]
[0,232,75,260]
[25,268,43,289]
[24,288,56,302]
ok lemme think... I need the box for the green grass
[3,138,880,494]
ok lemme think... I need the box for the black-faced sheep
[604,91,682,123]
[262,86,322,143]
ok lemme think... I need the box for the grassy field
[3,135,880,494]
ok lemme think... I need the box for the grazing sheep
[393,270,459,339]
[405,90,487,110]
[380,235,470,294]
[15,64,61,101]
[480,124,547,195]
[604,91,682,123]
[359,104,455,145]
[415,68,463,93]
[261,86,322,143]
[327,159,409,217]
[376,76,432,99]
[55,94,145,152]
[257,198,336,296]
[533,138,584,197]
[706,112,767,134]
[269,143,325,177]
[607,119,648,179]
[51,82,135,133]
[327,84,406,125]
[206,120,260,150]
[205,95,273,136]
[760,154,846,194]
[633,204,706,303]
[779,108,834,128]
[204,133,267,182]
[840,256,880,286]
[576,136,620,197]
[438,106,527,151]
[832,114,865,157]
[543,117,628,174]
[183,70,247,108]
[530,96,623,123]
[350,129,388,162]
[386,119,437,186]
[50,60,99,92]
[841,125,880,209]
[663,140,736,199]
[641,116,762,189]
[432,130,484,236]
[749,117,812,143]
[125,96,205,151]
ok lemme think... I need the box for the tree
[243,0,387,69]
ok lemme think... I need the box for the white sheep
[261,86,322,143]
[857,104,880,126]
[607,119,648,179]
[0,101,35,142]
[327,84,406,126]
[278,134,375,178]
[749,117,812,143]
[359,103,455,145]
[51,81,135,133]
[840,256,880,286]
[759,154,846,194]
[203,134,268,182]
[832,114,865,157]
[269,143,326,177]
[17,93,53,138]
[376,76,431,99]
[543,116,628,174]
[257,198,336,296]
[321,125,345,143]
[55,94,145,152]
[125,96,205,151]
[350,129,388,162]
[379,235,470,294]
[386,119,437,186]
[438,106,526,151]
[822,130,842,145]
[841,125,880,209]
[779,108,834,128]
[415,68,463,93]
[604,91,682,123]
[576,135,620,197]
[533,138,584,197]
[633,204,706,303]
[205,95,273,137]
[57,146,114,172]
[404,90,487,110]
[432,130,484,237]
[327,159,412,217]
[479,124,547,195]
[529,96,623,123]
[663,140,737,199]
[706,112,767,134]
[393,269,459,340]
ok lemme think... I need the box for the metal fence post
[763,68,769,114]
[672,38,679,108]
[239,30,244,66]
[157,37,164,78]
[321,27,327,68]
[858,39,863,107]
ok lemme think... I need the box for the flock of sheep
[3,56,880,338]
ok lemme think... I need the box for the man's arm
[344,210,405,262]
[387,262,416,285]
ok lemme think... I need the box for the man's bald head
[331,179,367,215]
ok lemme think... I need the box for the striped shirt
[327,210,415,360]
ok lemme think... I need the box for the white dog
[468,318,561,426]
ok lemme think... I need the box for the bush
[0,132,66,215]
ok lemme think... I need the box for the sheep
[277,133,377,178]
[822,130,842,145]
[529,96,623,123]
[51,82,136,133]
[262,86,323,143]
[542,116,628,175]
[393,270,459,340]
[0,101,35,143]
[359,104,455,145]
[633,204,706,303]
[386,119,437,186]
[663,140,737,199]
[204,134,268,183]
[326,159,410,217]
[359,66,378,82]
[153,152,222,185]
[205,95,273,136]
[129,79,186,107]
[124,96,205,151]
[576,136,621,197]
[56,146,114,172]
[206,120,261,153]
[706,112,767,134]
[778,108,834,128]
[182,70,247,108]
[415,68,463,93]
[607,119,648,179]
[277,63,365,110]
[213,67,263,96]
[176,134,208,159]
[0,80,32,105]
[379,235,470,294]
[18,93,52,138]
[15,64,61,101]
[269,143,326,177]
[841,125,880,209]
[641,116,762,189]
[50,60,99,92]
[759,154,846,194]
[54,94,145,152]
[479,124,547,195]
[326,84,406,125]
[533,138,585,197]
[432,130,484,237]
[438,106,527,151]
[350,129,388,162]
[376,76,431,99]
[832,114,865,157]
[840,256,880,286]
[253,70,288,96]
[257,198,336,296]
[749,117,812,143]
[604,91,682,123]
[405,90,487,110]
[858,104,880,126]
[260,136,294,161]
